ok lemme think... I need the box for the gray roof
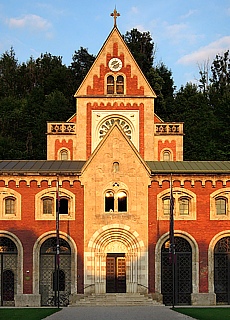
[146,161,230,174]
[0,160,85,174]
[0,160,229,175]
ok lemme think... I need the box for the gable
[81,123,151,180]
[75,27,156,97]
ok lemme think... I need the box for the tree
[69,47,96,90]
[123,28,154,75]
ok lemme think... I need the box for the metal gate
[106,253,126,293]
[0,237,17,306]
[214,236,230,304]
[161,237,192,305]
[40,237,71,306]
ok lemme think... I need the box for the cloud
[177,36,230,65]
[180,10,198,19]
[162,22,202,45]
[7,14,51,32]
[131,7,139,14]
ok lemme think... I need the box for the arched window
[59,198,69,215]
[43,198,53,215]
[60,150,69,160]
[107,76,114,94]
[216,197,227,215]
[113,162,119,173]
[118,191,127,212]
[105,191,114,212]
[163,150,171,161]
[116,75,124,94]
[163,197,170,215]
[179,197,189,215]
[5,197,15,215]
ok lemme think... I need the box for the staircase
[69,293,163,306]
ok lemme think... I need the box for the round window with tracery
[99,117,132,140]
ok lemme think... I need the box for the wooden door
[106,254,126,293]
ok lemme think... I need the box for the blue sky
[0,0,229,89]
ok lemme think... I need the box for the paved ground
[43,306,195,320]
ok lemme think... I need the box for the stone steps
[69,293,163,306]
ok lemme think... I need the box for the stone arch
[0,231,23,306]
[85,224,146,294]
[208,230,230,294]
[155,230,199,295]
[33,231,77,297]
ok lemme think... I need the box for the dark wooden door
[106,254,126,293]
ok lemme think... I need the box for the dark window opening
[118,192,127,212]
[59,198,68,215]
[105,192,114,212]
[116,75,124,94]
[107,76,114,94]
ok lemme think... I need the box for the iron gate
[214,236,230,304]
[40,237,71,306]
[0,237,17,306]
[161,237,192,305]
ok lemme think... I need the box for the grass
[0,308,61,320]
[173,307,230,320]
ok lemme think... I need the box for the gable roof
[75,26,156,97]
[81,122,151,175]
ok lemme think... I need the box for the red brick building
[0,15,230,307]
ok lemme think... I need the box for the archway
[161,237,192,305]
[0,237,18,306]
[86,225,146,294]
[39,237,71,306]
[214,236,230,304]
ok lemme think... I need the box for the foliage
[173,307,230,320]
[0,308,60,320]
[0,33,229,161]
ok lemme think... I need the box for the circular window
[99,117,132,140]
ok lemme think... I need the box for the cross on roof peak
[110,8,120,27]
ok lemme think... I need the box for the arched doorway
[0,237,18,306]
[161,237,192,305]
[86,225,146,294]
[39,237,71,306]
[214,236,230,304]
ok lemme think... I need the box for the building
[0,11,230,307]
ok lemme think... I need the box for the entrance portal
[106,254,126,293]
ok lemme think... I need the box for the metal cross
[111,8,120,27]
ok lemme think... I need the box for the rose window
[99,118,132,140]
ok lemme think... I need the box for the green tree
[69,47,96,90]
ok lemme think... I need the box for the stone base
[149,292,163,304]
[15,294,41,307]
[191,293,216,306]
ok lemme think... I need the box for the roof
[0,160,229,175]
[0,160,85,174]
[146,161,230,174]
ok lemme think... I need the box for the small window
[163,197,170,215]
[216,198,227,215]
[105,191,114,212]
[107,76,114,94]
[113,162,119,173]
[60,150,68,160]
[163,151,171,161]
[5,198,15,215]
[59,198,69,215]
[43,198,53,215]
[179,197,189,215]
[118,191,127,212]
[116,75,124,94]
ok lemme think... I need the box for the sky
[0,0,230,89]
